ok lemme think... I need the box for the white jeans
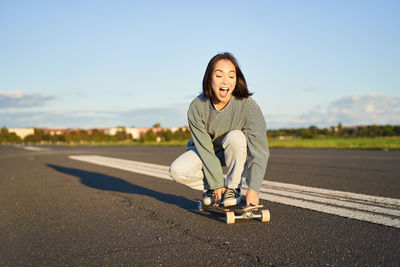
[169,130,247,191]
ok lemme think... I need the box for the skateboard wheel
[261,209,270,222]
[203,197,212,206]
[197,200,204,211]
[226,211,235,224]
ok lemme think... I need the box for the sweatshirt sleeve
[187,101,225,190]
[242,99,270,193]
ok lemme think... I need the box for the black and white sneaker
[223,188,241,207]
[202,189,215,206]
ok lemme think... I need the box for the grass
[19,137,400,150]
[268,137,400,150]
[65,140,189,147]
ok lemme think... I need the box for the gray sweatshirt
[187,93,269,193]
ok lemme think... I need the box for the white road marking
[69,155,400,229]
[21,146,50,151]
[70,155,170,179]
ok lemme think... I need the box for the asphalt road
[1,145,399,266]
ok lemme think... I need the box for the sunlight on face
[211,59,237,110]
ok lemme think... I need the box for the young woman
[169,52,269,207]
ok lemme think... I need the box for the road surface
[1,145,399,265]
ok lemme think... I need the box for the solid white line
[261,180,400,207]
[69,155,400,228]
[69,155,170,179]
[256,190,400,228]
[258,187,400,217]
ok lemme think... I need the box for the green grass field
[51,137,400,150]
[135,137,400,150]
[65,140,189,147]
[268,137,400,150]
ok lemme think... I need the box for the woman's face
[211,59,237,110]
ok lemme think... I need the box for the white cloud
[0,90,54,108]
[297,94,400,127]
[326,94,400,125]
[266,94,400,129]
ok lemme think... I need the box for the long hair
[202,52,252,99]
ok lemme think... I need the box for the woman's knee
[169,150,202,184]
[222,130,246,149]
[169,158,204,190]
[169,160,186,182]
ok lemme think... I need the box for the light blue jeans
[169,130,247,191]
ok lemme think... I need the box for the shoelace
[224,189,236,198]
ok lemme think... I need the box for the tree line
[0,127,192,144]
[1,124,399,144]
[268,124,400,139]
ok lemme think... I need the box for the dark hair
[202,52,252,99]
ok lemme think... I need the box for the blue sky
[1,0,399,129]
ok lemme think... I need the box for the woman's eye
[216,75,222,78]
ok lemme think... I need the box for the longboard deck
[197,200,270,224]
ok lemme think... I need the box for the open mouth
[219,87,229,98]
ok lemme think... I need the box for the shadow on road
[47,164,196,210]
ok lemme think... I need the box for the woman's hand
[246,189,259,207]
[213,187,226,206]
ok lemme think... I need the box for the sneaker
[202,189,215,206]
[223,188,241,207]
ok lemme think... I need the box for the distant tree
[159,129,173,141]
[1,127,22,143]
[368,125,383,137]
[65,131,80,143]
[57,134,66,142]
[336,123,343,137]
[115,129,128,141]
[354,128,361,137]
[79,130,90,141]
[0,127,8,142]
[141,129,157,142]
[43,133,56,142]
[24,129,45,143]
[383,125,395,136]
[8,133,21,143]
[394,126,400,136]
[319,128,331,137]
[300,128,313,139]
[91,129,106,142]
[172,128,191,141]
[1,127,8,135]
[309,125,318,137]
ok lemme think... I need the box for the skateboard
[197,199,270,224]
